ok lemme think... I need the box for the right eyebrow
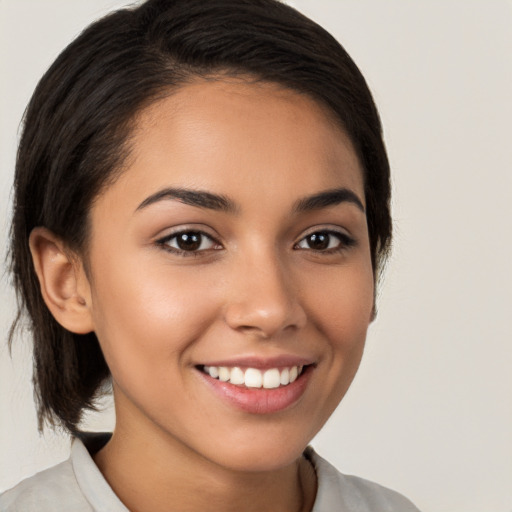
[135,187,239,214]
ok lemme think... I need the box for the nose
[223,252,307,339]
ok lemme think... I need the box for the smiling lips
[197,361,313,414]
[202,365,304,389]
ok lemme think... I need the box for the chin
[212,445,305,473]
[193,423,317,473]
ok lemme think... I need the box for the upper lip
[197,354,316,370]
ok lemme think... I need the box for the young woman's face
[83,79,374,471]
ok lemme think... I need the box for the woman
[1,0,419,510]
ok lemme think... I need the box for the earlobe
[29,227,94,334]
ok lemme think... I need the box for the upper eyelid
[155,226,221,243]
[296,225,353,241]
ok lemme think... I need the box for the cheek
[88,256,221,385]
[304,259,374,344]
[301,258,374,393]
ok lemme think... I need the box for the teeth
[244,368,263,388]
[218,366,230,381]
[202,365,305,389]
[230,367,245,385]
[263,368,281,389]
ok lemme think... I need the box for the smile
[201,365,304,389]
[197,361,314,414]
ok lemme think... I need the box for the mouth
[195,362,314,414]
[198,364,307,389]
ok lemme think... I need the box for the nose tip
[223,266,307,338]
[225,302,306,339]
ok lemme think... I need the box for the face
[82,78,374,472]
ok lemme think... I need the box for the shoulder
[0,458,93,511]
[1,434,126,512]
[307,448,421,512]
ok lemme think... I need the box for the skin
[31,78,374,512]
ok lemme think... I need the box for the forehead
[98,78,364,215]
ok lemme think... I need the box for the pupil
[308,233,329,250]
[177,232,201,251]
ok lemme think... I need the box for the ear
[29,227,94,334]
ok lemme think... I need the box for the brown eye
[304,232,330,250]
[160,230,219,253]
[296,230,355,252]
[175,232,202,251]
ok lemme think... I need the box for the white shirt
[0,435,420,511]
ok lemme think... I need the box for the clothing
[0,434,420,511]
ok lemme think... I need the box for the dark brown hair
[9,0,391,434]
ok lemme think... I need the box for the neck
[93,404,316,512]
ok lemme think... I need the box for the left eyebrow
[293,188,365,213]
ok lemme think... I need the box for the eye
[295,230,355,252]
[157,230,221,254]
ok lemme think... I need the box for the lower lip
[197,367,313,414]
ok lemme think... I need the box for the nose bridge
[223,245,306,337]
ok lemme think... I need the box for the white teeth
[230,367,245,385]
[203,364,305,388]
[244,368,263,388]
[263,368,281,389]
[218,367,230,382]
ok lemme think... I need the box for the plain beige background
[1,1,511,510]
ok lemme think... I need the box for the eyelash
[156,229,356,257]
[156,230,222,257]
[294,230,356,254]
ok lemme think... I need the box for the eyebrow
[293,188,365,213]
[136,188,238,213]
[135,186,364,215]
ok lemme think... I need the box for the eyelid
[154,224,220,242]
[296,224,353,241]
[153,224,355,256]
[155,226,223,255]
[294,226,356,251]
